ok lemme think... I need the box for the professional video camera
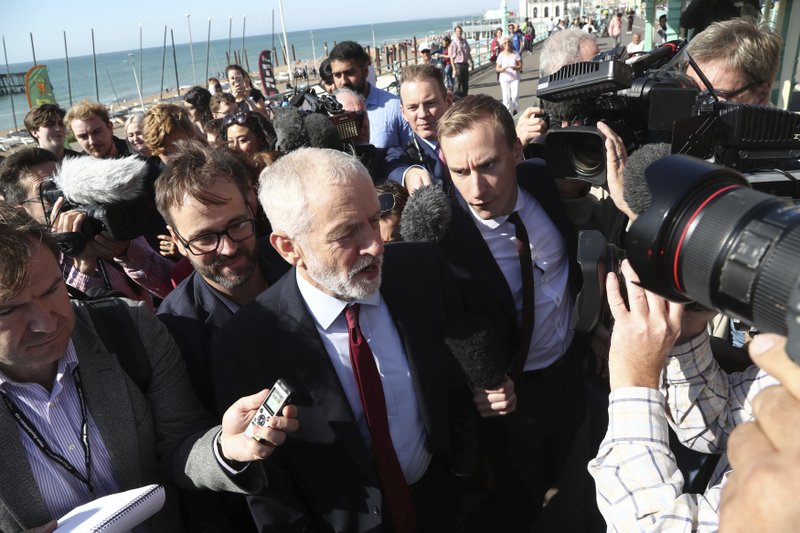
[287,86,365,144]
[536,41,800,186]
[626,154,800,362]
[43,155,151,257]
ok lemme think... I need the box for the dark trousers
[455,62,470,97]
[466,345,587,532]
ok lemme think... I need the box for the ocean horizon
[0,15,489,132]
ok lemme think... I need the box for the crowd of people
[0,12,798,533]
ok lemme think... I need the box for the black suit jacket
[439,159,581,371]
[158,239,290,413]
[385,134,450,188]
[210,242,476,532]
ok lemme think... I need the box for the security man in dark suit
[210,147,495,532]
[437,95,589,530]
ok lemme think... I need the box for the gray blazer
[0,300,263,532]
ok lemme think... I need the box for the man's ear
[166,225,189,258]
[270,232,303,266]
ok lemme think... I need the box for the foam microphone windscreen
[623,143,671,215]
[273,107,309,153]
[540,97,593,123]
[304,112,341,150]
[399,184,452,244]
[444,313,506,389]
[55,155,147,204]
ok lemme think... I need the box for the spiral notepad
[55,484,165,532]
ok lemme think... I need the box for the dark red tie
[345,304,416,532]
[507,212,535,378]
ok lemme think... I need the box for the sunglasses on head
[222,111,253,129]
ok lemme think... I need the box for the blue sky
[1,0,494,64]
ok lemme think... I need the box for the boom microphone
[399,184,452,243]
[623,143,671,215]
[55,155,147,204]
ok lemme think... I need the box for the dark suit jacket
[385,134,449,188]
[158,239,290,413]
[439,159,581,371]
[210,242,476,532]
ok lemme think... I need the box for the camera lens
[568,135,605,178]
[627,154,800,336]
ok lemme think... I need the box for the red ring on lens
[673,185,741,293]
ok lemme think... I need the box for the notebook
[55,484,165,532]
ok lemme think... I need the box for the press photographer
[0,148,173,302]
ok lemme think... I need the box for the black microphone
[629,39,684,76]
[273,107,309,153]
[444,313,506,389]
[623,143,671,215]
[399,184,452,243]
[304,112,341,150]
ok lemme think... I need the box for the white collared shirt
[470,186,575,370]
[295,271,431,483]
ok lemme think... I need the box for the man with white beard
[210,147,485,533]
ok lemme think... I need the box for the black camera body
[627,154,800,363]
[290,86,365,144]
[40,179,150,256]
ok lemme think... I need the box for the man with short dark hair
[386,64,453,191]
[24,104,82,161]
[0,203,298,531]
[328,40,411,149]
[155,141,289,412]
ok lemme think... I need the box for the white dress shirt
[470,186,574,370]
[296,271,431,484]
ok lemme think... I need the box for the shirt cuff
[213,430,249,475]
[606,387,670,447]
[401,164,427,188]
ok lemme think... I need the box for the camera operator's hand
[219,388,300,462]
[607,259,683,390]
[472,375,517,417]
[404,167,433,193]
[597,122,635,220]
[50,197,99,274]
[515,106,548,147]
[720,333,800,533]
[93,232,131,261]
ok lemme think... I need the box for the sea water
[0,16,471,132]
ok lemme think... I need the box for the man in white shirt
[210,147,485,532]
[437,94,587,530]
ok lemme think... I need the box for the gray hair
[258,147,370,239]
[539,28,598,76]
[124,112,145,130]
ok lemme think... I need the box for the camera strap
[0,366,95,497]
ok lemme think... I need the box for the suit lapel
[71,314,142,490]
[0,406,49,528]
[274,274,376,483]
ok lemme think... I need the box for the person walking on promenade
[608,13,623,47]
[495,36,522,115]
[449,26,473,98]
[441,36,455,91]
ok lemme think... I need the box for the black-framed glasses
[378,192,398,214]
[222,111,253,129]
[710,80,763,101]
[173,218,257,255]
